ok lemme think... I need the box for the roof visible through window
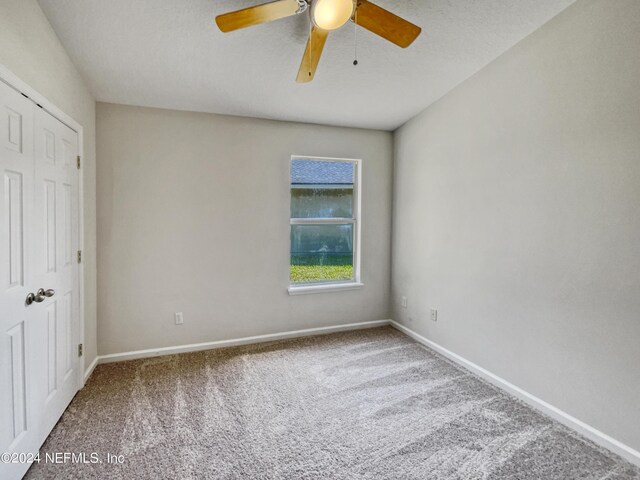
[291,160,353,186]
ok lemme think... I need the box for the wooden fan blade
[353,0,421,48]
[296,27,329,83]
[216,0,300,33]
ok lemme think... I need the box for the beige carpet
[26,326,639,479]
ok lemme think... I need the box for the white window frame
[288,155,363,295]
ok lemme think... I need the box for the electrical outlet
[175,312,184,325]
[430,309,438,322]
[401,296,408,308]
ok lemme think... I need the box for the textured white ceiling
[37,0,575,130]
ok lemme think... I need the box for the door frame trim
[0,62,87,390]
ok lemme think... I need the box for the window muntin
[290,157,360,287]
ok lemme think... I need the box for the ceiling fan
[215,0,422,83]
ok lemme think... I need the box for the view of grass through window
[290,159,355,284]
[290,254,353,283]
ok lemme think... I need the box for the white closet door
[0,79,81,480]
[32,106,80,441]
[0,80,39,480]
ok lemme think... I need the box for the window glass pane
[291,160,354,218]
[291,188,353,218]
[290,224,354,283]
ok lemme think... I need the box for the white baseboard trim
[83,356,99,384]
[97,320,391,365]
[389,320,640,467]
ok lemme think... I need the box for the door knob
[25,288,55,306]
[37,288,55,298]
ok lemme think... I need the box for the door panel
[5,108,23,154]
[44,303,57,399]
[0,80,38,480]
[62,184,72,267]
[5,172,24,287]
[6,322,27,442]
[61,291,73,379]
[44,180,56,273]
[43,130,55,164]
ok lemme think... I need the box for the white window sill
[288,282,364,296]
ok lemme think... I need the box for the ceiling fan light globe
[311,0,354,31]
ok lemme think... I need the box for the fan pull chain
[309,18,313,77]
[353,7,358,66]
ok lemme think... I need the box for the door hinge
[78,344,83,357]
[77,155,81,170]
[77,250,82,264]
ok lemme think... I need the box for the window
[289,156,362,295]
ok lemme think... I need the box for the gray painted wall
[96,103,393,355]
[391,0,640,451]
[0,0,98,372]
